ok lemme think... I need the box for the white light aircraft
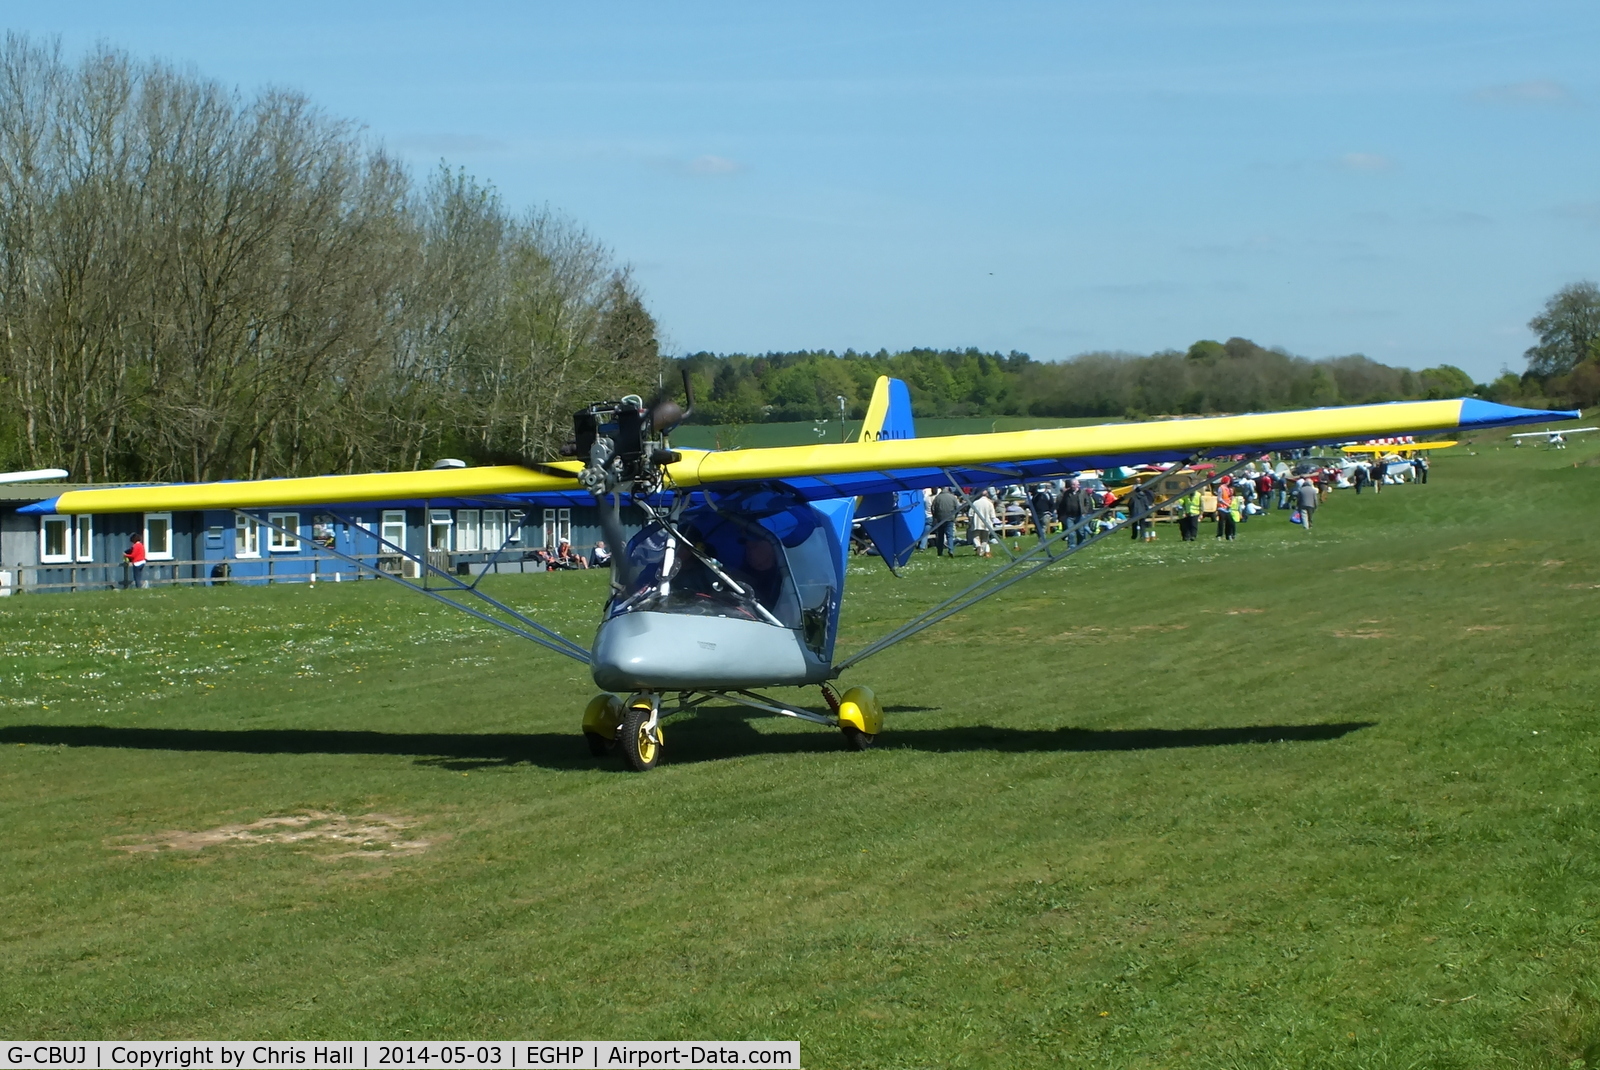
[1509,427,1598,448]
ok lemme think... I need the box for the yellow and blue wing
[25,463,585,516]
[664,397,1576,500]
[21,396,1577,516]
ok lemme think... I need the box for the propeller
[645,368,695,436]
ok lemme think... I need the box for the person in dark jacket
[1128,485,1154,541]
[1056,479,1091,545]
[1029,484,1055,541]
[930,487,959,556]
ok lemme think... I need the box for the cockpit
[606,491,844,657]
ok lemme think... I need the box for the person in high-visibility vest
[1179,491,1201,541]
[1216,490,1239,541]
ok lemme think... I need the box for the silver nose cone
[591,610,819,691]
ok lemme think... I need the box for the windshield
[610,516,799,627]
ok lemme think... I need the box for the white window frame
[267,512,300,552]
[541,508,572,550]
[235,515,261,558]
[380,510,407,553]
[428,509,453,551]
[144,512,174,560]
[455,509,480,552]
[74,515,94,562]
[40,515,71,563]
[481,509,506,552]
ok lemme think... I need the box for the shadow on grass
[0,718,1374,772]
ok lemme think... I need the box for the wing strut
[245,510,592,664]
[834,454,1257,673]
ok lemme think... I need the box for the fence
[0,550,561,596]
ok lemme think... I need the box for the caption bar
[2,1045,798,1070]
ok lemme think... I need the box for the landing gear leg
[620,692,665,772]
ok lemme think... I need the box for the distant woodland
[674,341,1479,425]
[0,37,1589,484]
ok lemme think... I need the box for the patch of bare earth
[113,812,431,857]
[1333,621,1391,639]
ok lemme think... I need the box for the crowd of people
[516,453,1433,570]
[910,451,1433,556]
[529,539,609,571]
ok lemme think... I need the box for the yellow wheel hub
[634,721,659,765]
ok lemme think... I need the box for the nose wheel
[581,692,665,770]
[619,693,664,771]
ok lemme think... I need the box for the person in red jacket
[123,534,147,588]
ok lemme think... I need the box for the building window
[481,509,506,551]
[428,509,453,551]
[380,510,406,552]
[541,508,572,549]
[455,509,480,552]
[74,515,94,561]
[311,514,336,548]
[235,515,260,558]
[267,513,300,552]
[145,513,174,560]
[40,515,71,563]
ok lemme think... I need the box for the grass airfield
[3,431,1600,1067]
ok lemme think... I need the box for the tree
[0,37,658,481]
[1416,365,1475,399]
[1525,281,1600,378]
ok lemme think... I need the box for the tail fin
[856,377,926,569]
[858,376,917,443]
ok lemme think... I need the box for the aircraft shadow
[0,718,1374,772]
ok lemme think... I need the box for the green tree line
[674,340,1477,424]
[0,36,659,483]
[1484,280,1600,409]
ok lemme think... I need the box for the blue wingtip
[16,497,59,515]
[1459,398,1583,429]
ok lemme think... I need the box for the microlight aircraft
[1510,427,1599,448]
[23,380,1576,770]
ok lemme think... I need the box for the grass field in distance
[3,420,1600,1067]
[671,414,1109,450]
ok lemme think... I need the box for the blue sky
[9,1,1600,379]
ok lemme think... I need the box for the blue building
[1,485,636,595]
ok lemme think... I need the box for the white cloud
[686,154,743,175]
[1338,152,1393,172]
[1555,202,1600,227]
[1471,80,1578,107]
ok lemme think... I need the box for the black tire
[619,703,663,771]
[584,730,613,758]
[842,726,876,751]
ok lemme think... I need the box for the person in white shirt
[968,489,999,558]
